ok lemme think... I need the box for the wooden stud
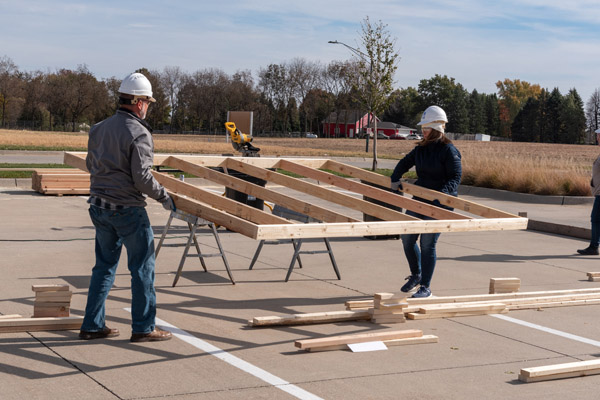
[295,329,423,350]
[0,316,83,333]
[307,334,438,352]
[248,310,371,327]
[32,284,70,292]
[519,359,600,383]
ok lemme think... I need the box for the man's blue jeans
[591,195,600,247]
[81,205,156,334]
[401,210,441,288]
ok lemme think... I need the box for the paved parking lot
[1,165,600,399]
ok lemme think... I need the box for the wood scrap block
[32,284,70,292]
[519,359,600,383]
[0,316,83,333]
[33,307,70,318]
[374,292,395,300]
[489,278,520,294]
[345,299,372,310]
[295,329,422,351]
[248,310,371,327]
[587,272,600,282]
[35,291,72,302]
[370,315,406,324]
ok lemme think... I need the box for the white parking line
[124,309,323,400]
[491,314,600,347]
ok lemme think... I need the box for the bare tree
[160,66,184,133]
[288,58,321,131]
[0,56,24,127]
[586,89,600,144]
[352,17,400,170]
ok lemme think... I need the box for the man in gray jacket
[79,72,175,342]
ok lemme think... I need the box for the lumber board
[519,359,600,383]
[322,160,520,219]
[226,158,416,222]
[170,193,259,238]
[63,152,88,171]
[0,316,83,332]
[278,159,469,220]
[418,303,507,314]
[41,188,90,195]
[32,284,70,292]
[0,314,22,319]
[154,154,328,169]
[249,310,371,327]
[407,308,508,320]
[152,171,290,225]
[164,156,358,223]
[253,217,528,240]
[308,334,438,352]
[295,329,423,350]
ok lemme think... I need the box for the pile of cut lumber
[369,292,407,324]
[31,169,89,195]
[32,284,71,317]
[294,329,437,352]
[489,277,520,294]
[248,292,408,327]
[346,287,600,320]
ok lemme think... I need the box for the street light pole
[328,40,378,170]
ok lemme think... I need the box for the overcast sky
[2,0,600,102]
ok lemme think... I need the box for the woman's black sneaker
[577,246,599,255]
[412,286,432,298]
[401,275,421,292]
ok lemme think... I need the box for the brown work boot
[130,328,172,343]
[79,326,120,340]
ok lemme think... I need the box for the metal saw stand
[155,209,235,286]
[247,205,340,282]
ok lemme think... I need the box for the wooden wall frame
[64,152,527,240]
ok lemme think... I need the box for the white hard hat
[118,72,156,102]
[418,105,448,126]
[595,128,600,134]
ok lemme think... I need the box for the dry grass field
[1,129,597,196]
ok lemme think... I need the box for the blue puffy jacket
[391,140,462,207]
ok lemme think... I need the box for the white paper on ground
[348,341,388,352]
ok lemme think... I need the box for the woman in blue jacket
[390,106,462,298]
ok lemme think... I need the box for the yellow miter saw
[225,122,260,157]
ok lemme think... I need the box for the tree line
[0,54,597,143]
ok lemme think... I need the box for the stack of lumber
[489,277,520,294]
[294,329,438,352]
[0,316,83,333]
[587,272,600,282]
[345,288,600,319]
[31,169,90,195]
[370,292,407,324]
[32,284,71,318]
[519,359,600,383]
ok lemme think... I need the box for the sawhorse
[247,205,340,282]
[155,209,235,286]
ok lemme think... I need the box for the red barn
[320,110,377,138]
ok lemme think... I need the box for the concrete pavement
[1,152,600,400]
